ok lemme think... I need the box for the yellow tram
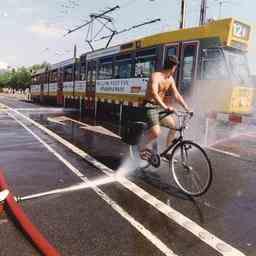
[31,18,253,123]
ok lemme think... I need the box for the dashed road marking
[3,103,247,256]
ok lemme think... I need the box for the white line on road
[6,110,177,256]
[13,108,77,112]
[207,147,241,159]
[61,116,121,139]
[4,104,246,256]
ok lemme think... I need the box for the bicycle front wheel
[170,140,212,196]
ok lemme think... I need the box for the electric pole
[199,0,207,25]
[180,0,186,29]
[216,0,229,19]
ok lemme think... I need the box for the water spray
[15,176,117,203]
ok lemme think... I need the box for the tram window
[136,48,156,58]
[166,47,177,58]
[92,68,97,82]
[164,46,178,80]
[75,63,80,80]
[135,58,156,78]
[116,54,131,61]
[114,61,132,79]
[50,70,58,82]
[33,76,39,84]
[86,62,97,82]
[64,65,73,81]
[202,49,228,80]
[224,50,250,83]
[80,64,86,81]
[43,73,46,83]
[98,63,113,80]
[180,45,197,93]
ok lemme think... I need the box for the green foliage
[0,62,50,90]
[29,62,50,74]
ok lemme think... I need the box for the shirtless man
[140,55,192,160]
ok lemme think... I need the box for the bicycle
[129,110,213,196]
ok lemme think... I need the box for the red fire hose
[0,171,61,256]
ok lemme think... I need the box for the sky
[0,0,256,73]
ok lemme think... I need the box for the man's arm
[170,78,190,112]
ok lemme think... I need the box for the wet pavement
[0,94,256,255]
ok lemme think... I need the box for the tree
[29,62,50,75]
[0,62,50,90]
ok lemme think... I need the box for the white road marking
[4,104,246,256]
[11,108,75,112]
[58,116,121,139]
[206,132,256,158]
[6,110,177,256]
[207,147,241,159]
[47,117,67,126]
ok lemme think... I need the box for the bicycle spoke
[170,141,212,196]
[190,170,203,193]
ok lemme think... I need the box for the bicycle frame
[160,132,183,158]
[154,111,191,159]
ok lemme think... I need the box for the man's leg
[161,116,176,147]
[139,125,160,160]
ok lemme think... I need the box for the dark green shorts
[144,102,167,128]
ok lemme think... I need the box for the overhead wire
[40,0,176,61]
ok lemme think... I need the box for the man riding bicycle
[140,55,192,161]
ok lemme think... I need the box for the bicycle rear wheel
[170,140,212,196]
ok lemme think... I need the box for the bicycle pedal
[149,154,161,168]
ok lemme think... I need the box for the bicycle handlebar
[159,110,194,118]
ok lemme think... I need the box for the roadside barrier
[207,111,256,125]
[0,170,61,256]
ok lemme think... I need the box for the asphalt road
[0,94,256,256]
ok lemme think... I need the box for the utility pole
[180,0,186,29]
[216,0,229,19]
[199,0,207,26]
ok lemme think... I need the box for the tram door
[40,78,44,104]
[179,41,199,95]
[163,43,179,82]
[163,43,179,104]
[163,42,199,95]
[86,61,97,117]
[57,68,64,106]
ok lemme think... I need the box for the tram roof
[85,18,251,60]
[125,18,251,52]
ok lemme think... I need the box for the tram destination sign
[96,78,148,95]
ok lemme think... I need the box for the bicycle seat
[133,121,147,130]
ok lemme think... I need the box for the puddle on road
[26,110,128,170]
